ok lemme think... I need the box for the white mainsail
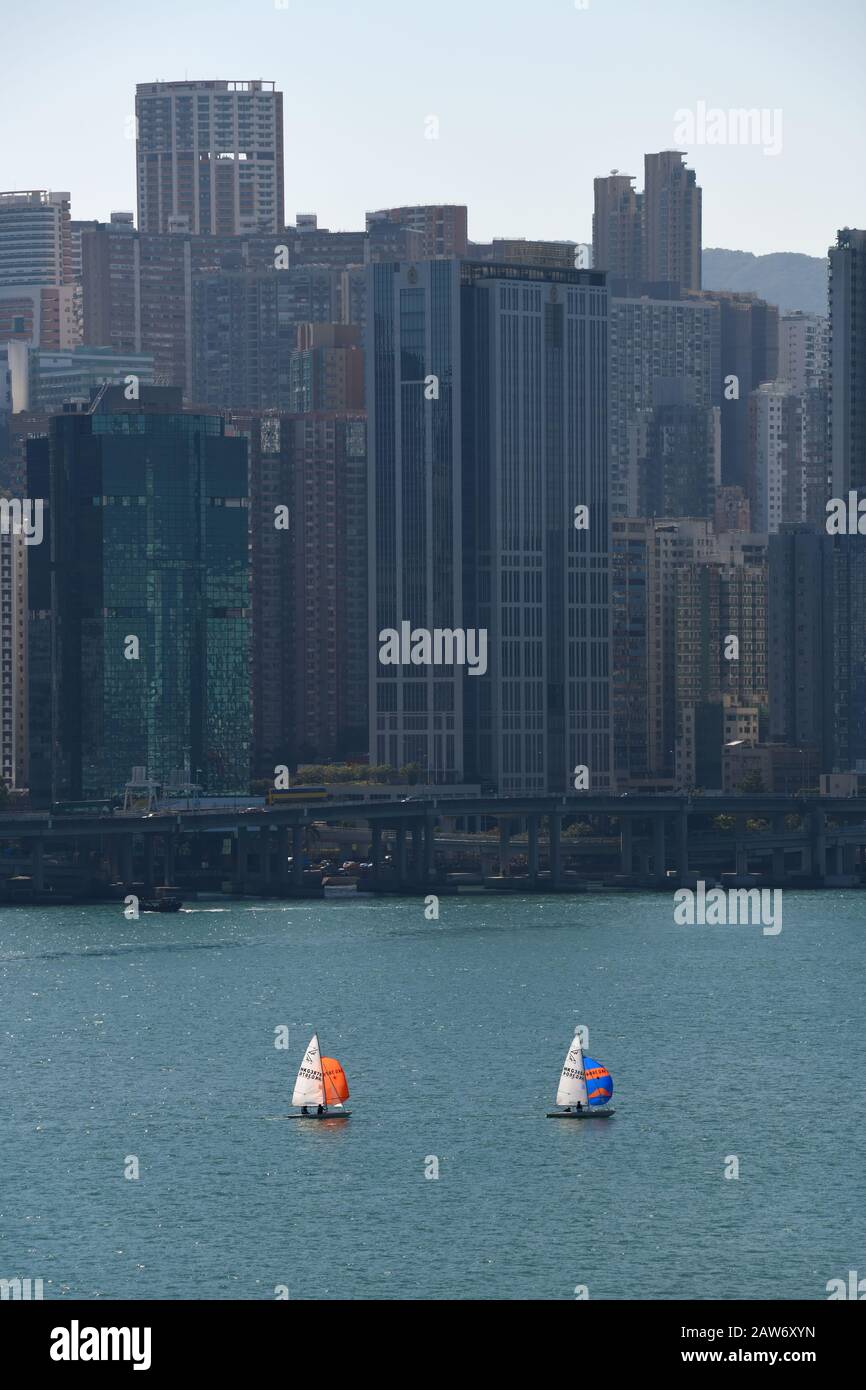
[555,1032,589,1107]
[292,1033,326,1107]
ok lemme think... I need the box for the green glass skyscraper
[27,386,250,802]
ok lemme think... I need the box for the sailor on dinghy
[291,1034,351,1119]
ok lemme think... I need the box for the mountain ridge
[702,248,827,314]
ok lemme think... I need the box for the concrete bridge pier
[32,837,45,893]
[620,817,633,875]
[235,826,249,895]
[163,832,177,886]
[423,817,436,883]
[677,808,689,881]
[527,815,540,884]
[396,826,408,885]
[411,824,424,884]
[653,816,666,883]
[142,836,156,895]
[549,813,562,888]
[498,820,511,878]
[120,834,134,889]
[810,809,827,882]
[292,824,305,888]
[370,824,383,889]
[275,825,290,891]
[733,816,748,878]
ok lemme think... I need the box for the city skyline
[2,0,864,257]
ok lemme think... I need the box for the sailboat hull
[546,1108,615,1119]
[289,1111,351,1121]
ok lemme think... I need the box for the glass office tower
[367,259,611,793]
[27,386,250,802]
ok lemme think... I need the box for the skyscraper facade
[241,409,367,776]
[368,258,610,793]
[26,387,250,803]
[609,293,720,516]
[0,505,27,790]
[829,228,866,497]
[592,173,643,280]
[779,311,830,393]
[643,152,702,292]
[0,190,80,349]
[135,80,285,235]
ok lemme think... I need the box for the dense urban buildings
[1,81,863,809]
[0,342,154,414]
[366,206,468,260]
[135,80,285,235]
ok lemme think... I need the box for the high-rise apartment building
[690,290,779,490]
[749,381,829,534]
[191,267,350,410]
[609,293,720,516]
[135,80,284,235]
[643,152,702,292]
[288,324,364,414]
[779,311,830,393]
[829,228,866,497]
[0,190,80,349]
[26,387,250,802]
[240,409,367,776]
[769,525,866,775]
[626,378,720,519]
[768,526,833,771]
[368,258,610,793]
[79,213,138,352]
[611,518,766,786]
[78,225,363,399]
[366,207,468,260]
[592,173,643,280]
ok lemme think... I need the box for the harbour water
[2,891,863,1300]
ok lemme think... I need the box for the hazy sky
[3,0,864,256]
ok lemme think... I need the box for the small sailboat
[547,1030,615,1119]
[289,1032,351,1120]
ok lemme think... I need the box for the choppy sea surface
[1,891,864,1299]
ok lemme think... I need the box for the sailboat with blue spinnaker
[547,1030,615,1119]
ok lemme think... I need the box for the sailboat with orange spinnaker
[289,1032,351,1120]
